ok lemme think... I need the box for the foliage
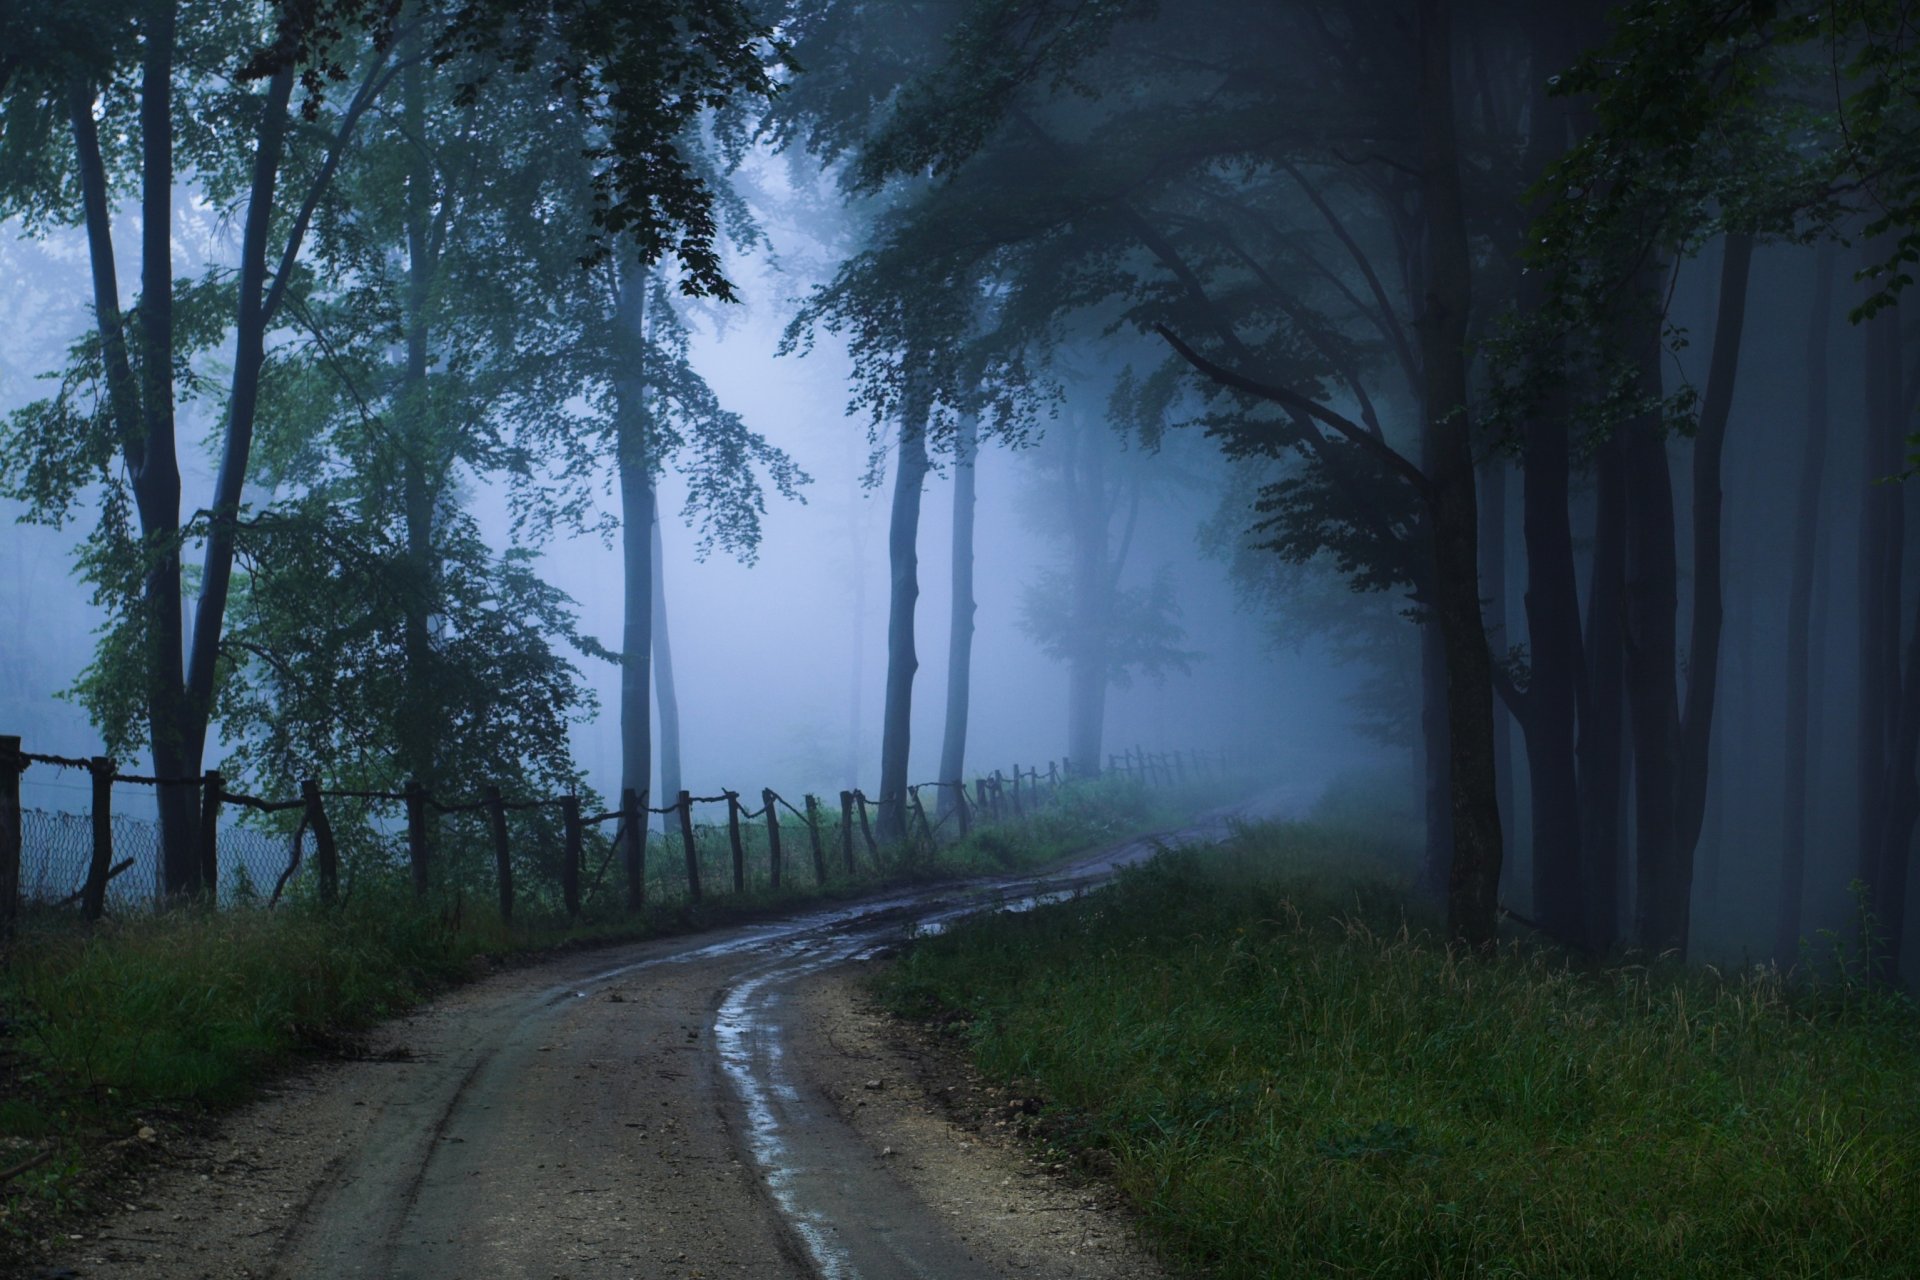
[877,820,1920,1279]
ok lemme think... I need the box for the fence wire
[17,808,299,910]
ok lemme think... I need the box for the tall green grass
[876,821,1920,1279]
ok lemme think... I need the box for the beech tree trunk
[398,49,441,798]
[1578,427,1630,952]
[1777,245,1835,964]
[652,511,683,830]
[938,415,978,816]
[1417,0,1504,948]
[1066,417,1112,773]
[877,377,932,843]
[615,264,657,805]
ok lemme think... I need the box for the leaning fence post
[405,780,429,899]
[762,790,784,891]
[726,792,746,893]
[854,790,879,860]
[1048,761,1059,790]
[484,785,513,925]
[83,756,113,921]
[954,781,971,839]
[908,786,932,850]
[621,787,646,911]
[0,736,20,941]
[300,780,338,908]
[974,777,989,821]
[838,790,856,875]
[561,796,583,918]
[678,790,701,903]
[197,769,223,906]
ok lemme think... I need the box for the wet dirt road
[44,798,1275,1280]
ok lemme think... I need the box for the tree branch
[1153,323,1432,498]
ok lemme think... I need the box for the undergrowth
[0,773,1214,1244]
[875,820,1920,1279]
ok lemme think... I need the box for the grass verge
[874,819,1920,1279]
[0,773,1224,1250]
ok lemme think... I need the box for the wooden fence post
[805,794,827,884]
[763,790,784,891]
[0,736,20,941]
[1048,761,1059,790]
[301,779,338,908]
[484,786,513,925]
[197,770,223,905]
[83,756,112,921]
[974,778,989,821]
[561,796,582,918]
[854,791,878,860]
[678,790,701,903]
[838,790,856,875]
[405,780,429,899]
[908,786,932,850]
[726,792,746,893]
[954,781,971,839]
[622,787,646,910]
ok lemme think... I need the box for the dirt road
[39,799,1273,1280]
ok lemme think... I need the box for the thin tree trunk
[1420,620,1452,895]
[1520,385,1585,943]
[1481,458,1516,864]
[1066,416,1111,772]
[652,511,682,831]
[134,0,197,895]
[1863,289,1912,976]
[1578,427,1629,952]
[615,264,656,804]
[1777,244,1835,964]
[937,415,977,817]
[877,377,932,843]
[1417,0,1503,947]
[398,48,439,796]
[1675,232,1754,859]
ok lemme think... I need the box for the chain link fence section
[18,808,301,912]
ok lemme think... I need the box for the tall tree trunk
[614,265,656,806]
[1481,458,1516,865]
[1420,621,1452,894]
[1578,427,1629,952]
[1620,275,1685,953]
[1520,382,1585,943]
[877,378,932,843]
[397,48,440,797]
[1417,0,1503,947]
[1675,232,1754,858]
[938,414,978,813]
[134,0,197,894]
[1777,244,1835,964]
[1624,234,1751,956]
[1066,416,1112,772]
[1863,291,1913,977]
[652,511,682,831]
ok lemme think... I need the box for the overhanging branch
[1152,324,1431,498]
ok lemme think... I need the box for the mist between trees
[1,0,1918,979]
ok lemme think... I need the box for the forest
[2,1,1920,1272]
[5,0,1915,967]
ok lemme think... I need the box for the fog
[0,198,1367,821]
[4,0,1917,983]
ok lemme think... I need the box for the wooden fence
[0,733,1240,939]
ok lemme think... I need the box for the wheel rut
[41,797,1281,1279]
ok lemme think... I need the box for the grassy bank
[0,774,1219,1244]
[876,820,1920,1279]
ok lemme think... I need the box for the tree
[0,0,794,896]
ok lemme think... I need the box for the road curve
[46,794,1279,1280]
